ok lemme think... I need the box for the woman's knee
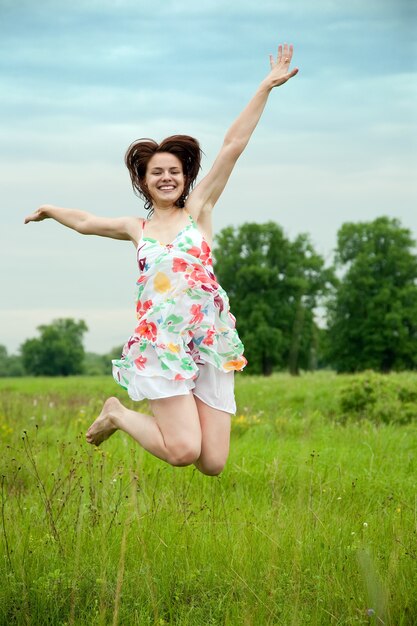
[196,455,228,476]
[167,440,201,467]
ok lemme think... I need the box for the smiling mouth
[158,185,176,191]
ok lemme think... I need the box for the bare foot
[86,397,122,446]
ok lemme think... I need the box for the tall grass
[0,372,416,625]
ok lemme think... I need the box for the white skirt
[124,361,236,415]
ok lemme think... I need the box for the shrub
[339,371,417,424]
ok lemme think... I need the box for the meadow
[0,372,416,626]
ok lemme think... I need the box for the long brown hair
[125,135,202,214]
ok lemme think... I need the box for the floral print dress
[112,213,247,401]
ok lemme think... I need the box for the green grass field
[0,372,416,625]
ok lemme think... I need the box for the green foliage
[84,346,124,376]
[83,352,109,375]
[327,217,417,372]
[20,318,88,376]
[0,345,25,377]
[213,222,334,375]
[339,371,417,424]
[0,373,415,625]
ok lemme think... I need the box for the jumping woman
[24,43,298,475]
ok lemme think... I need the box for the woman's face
[145,152,185,207]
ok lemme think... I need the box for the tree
[326,217,417,372]
[83,352,109,376]
[84,345,124,375]
[0,345,8,377]
[0,345,25,377]
[213,222,333,375]
[21,318,88,376]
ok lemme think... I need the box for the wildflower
[363,522,368,528]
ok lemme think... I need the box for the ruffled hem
[113,364,236,413]
[112,332,246,401]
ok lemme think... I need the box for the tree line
[2,215,417,377]
[0,319,121,378]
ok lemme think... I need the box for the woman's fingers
[24,209,43,223]
[272,43,294,67]
[283,43,291,59]
[282,43,293,65]
[287,67,299,80]
[267,43,298,85]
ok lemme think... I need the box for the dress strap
[184,209,195,225]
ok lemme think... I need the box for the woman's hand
[24,205,52,224]
[267,43,298,88]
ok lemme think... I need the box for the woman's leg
[193,396,232,476]
[86,394,202,467]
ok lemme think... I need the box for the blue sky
[1,0,416,354]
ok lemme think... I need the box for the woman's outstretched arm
[24,204,140,243]
[187,42,298,218]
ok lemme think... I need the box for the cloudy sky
[1,0,416,355]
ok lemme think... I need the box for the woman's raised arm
[187,43,298,218]
[24,204,140,243]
